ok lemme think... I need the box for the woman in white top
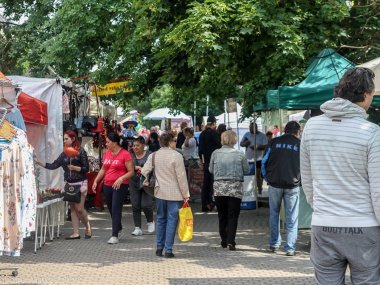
[181,127,197,160]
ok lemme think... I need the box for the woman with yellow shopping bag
[142,132,190,258]
[209,130,250,250]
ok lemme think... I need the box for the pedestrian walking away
[209,130,250,250]
[301,67,380,285]
[261,121,301,256]
[198,115,221,212]
[142,132,190,258]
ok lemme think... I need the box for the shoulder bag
[63,182,81,203]
[142,153,158,197]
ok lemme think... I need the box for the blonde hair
[221,130,237,146]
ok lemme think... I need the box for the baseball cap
[207,115,217,123]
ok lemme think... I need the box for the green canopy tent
[277,48,355,110]
[253,90,279,112]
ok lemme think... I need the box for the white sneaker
[131,227,143,236]
[107,236,119,244]
[147,222,155,233]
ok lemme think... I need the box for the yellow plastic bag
[178,201,193,242]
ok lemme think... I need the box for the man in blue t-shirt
[240,123,268,194]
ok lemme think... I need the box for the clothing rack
[0,106,19,278]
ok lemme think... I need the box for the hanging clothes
[0,126,37,256]
[6,107,26,132]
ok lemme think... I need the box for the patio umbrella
[143,108,190,120]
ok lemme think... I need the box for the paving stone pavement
[0,200,348,285]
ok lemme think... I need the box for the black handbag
[63,121,77,132]
[63,183,81,203]
[142,153,157,196]
[82,116,97,130]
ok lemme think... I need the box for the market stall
[0,72,39,257]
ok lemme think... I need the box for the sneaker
[131,227,143,236]
[286,250,295,256]
[164,252,175,258]
[147,222,155,233]
[107,236,119,244]
[155,249,163,257]
[269,246,279,253]
[228,244,236,251]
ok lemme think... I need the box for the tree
[1,0,379,117]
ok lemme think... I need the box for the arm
[300,130,313,208]
[113,159,135,190]
[261,147,271,180]
[43,152,65,170]
[213,131,222,148]
[92,165,106,191]
[174,156,190,199]
[184,136,190,147]
[198,133,204,157]
[368,130,380,223]
[240,134,250,147]
[187,137,196,148]
[141,153,153,178]
[208,152,215,174]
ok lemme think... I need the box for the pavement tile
[0,201,351,285]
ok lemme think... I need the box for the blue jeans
[268,186,300,252]
[155,198,181,253]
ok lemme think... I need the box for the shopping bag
[178,201,193,242]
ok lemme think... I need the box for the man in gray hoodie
[301,67,380,285]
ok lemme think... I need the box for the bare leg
[69,203,80,237]
[73,193,91,236]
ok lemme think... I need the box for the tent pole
[193,101,196,129]
[253,114,258,210]
[206,95,209,116]
[236,108,240,150]
[224,99,227,127]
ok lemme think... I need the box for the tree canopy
[1,0,379,117]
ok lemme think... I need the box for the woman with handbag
[142,132,190,258]
[36,130,92,240]
[129,136,155,236]
[209,130,250,250]
[92,132,134,244]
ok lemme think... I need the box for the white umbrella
[359,57,380,95]
[143,108,190,120]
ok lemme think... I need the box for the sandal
[65,235,80,240]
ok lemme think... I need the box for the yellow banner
[91,81,132,96]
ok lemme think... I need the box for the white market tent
[8,75,64,191]
[215,103,252,129]
[359,57,380,96]
[213,103,262,151]
[143,108,191,120]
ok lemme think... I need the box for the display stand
[34,197,64,253]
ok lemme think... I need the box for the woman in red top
[92,132,134,244]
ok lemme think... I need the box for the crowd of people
[35,66,379,283]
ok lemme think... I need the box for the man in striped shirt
[301,67,380,285]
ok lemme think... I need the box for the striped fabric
[301,98,380,227]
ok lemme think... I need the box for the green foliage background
[1,0,379,120]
